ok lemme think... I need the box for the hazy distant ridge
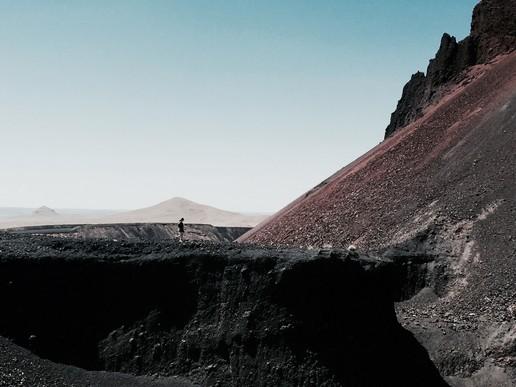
[0,198,268,229]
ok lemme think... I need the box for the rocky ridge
[385,0,516,137]
[6,223,249,243]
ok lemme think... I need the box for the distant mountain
[32,206,59,217]
[100,197,268,227]
[0,205,70,229]
[0,207,120,219]
[0,198,267,229]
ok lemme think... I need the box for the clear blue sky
[0,0,478,212]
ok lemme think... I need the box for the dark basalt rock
[385,71,427,138]
[385,0,516,138]
[0,236,449,386]
[471,0,516,63]
[426,34,476,88]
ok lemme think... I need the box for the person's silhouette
[178,218,185,242]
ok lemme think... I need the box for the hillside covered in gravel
[240,0,516,385]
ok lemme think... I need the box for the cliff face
[385,0,516,138]
[471,0,516,61]
[0,235,448,386]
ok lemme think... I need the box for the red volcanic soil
[240,39,516,387]
[240,51,516,251]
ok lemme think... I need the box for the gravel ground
[0,336,195,387]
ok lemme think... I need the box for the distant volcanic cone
[32,206,59,217]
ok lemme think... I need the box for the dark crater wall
[0,238,449,386]
[0,258,198,370]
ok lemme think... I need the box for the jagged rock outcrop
[0,234,448,386]
[385,0,515,138]
[384,71,427,137]
[471,0,516,62]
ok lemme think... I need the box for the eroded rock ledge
[0,235,448,386]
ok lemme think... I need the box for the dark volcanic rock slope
[241,42,516,267]
[0,235,448,387]
[240,0,516,385]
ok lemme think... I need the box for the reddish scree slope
[239,51,516,250]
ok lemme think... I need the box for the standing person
[178,218,185,242]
